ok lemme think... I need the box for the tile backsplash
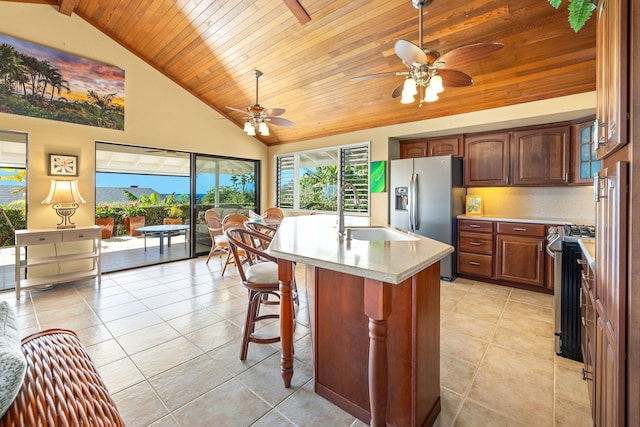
[466,186,595,222]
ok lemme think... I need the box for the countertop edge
[457,215,594,226]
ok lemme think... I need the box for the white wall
[0,2,268,228]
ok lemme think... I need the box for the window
[276,143,369,215]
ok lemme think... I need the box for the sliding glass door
[193,155,259,257]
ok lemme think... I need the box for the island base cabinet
[307,263,441,427]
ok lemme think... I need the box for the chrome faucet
[338,183,360,237]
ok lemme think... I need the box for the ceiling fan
[227,70,295,137]
[353,0,504,106]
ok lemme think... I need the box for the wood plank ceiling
[16,0,596,146]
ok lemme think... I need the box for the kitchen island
[266,215,453,427]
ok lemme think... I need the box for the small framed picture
[49,154,78,176]
[465,196,483,216]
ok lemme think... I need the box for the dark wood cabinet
[495,222,546,288]
[580,259,596,418]
[511,126,570,185]
[593,161,628,426]
[463,133,510,186]
[595,0,628,159]
[399,140,427,158]
[399,135,462,158]
[427,135,462,157]
[458,219,494,279]
[458,219,552,291]
[571,119,602,185]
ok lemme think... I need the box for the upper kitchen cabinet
[463,132,510,186]
[399,135,463,158]
[399,140,427,158]
[572,119,602,185]
[595,0,629,159]
[511,125,571,185]
[426,135,463,157]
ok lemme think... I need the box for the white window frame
[275,142,370,216]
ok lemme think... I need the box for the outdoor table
[134,224,189,254]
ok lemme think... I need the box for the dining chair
[220,213,249,275]
[226,226,289,360]
[262,207,284,225]
[205,209,227,265]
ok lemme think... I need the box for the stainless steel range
[546,224,595,359]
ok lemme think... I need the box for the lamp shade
[42,180,86,204]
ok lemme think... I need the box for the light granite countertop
[266,215,453,284]
[579,238,596,270]
[457,214,595,226]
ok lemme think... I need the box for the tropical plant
[95,204,117,218]
[548,0,596,32]
[164,204,182,218]
[121,202,146,217]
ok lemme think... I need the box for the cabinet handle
[565,172,569,183]
[513,227,527,232]
[469,242,481,246]
[505,175,509,185]
[469,224,481,228]
[38,238,46,241]
[538,241,542,252]
[468,261,481,266]
[593,118,607,150]
[593,171,608,203]
[582,368,593,381]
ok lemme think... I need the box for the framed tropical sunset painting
[0,33,125,130]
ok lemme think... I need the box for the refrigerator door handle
[409,173,419,231]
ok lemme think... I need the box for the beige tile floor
[1,256,592,426]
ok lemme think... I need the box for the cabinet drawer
[459,219,493,233]
[17,232,63,246]
[496,222,546,237]
[458,252,493,278]
[63,229,99,242]
[459,232,493,255]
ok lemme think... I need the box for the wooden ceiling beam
[283,0,311,25]
[58,0,79,16]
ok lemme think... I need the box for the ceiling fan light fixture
[259,121,270,136]
[430,74,444,93]
[423,85,439,102]
[243,121,253,133]
[246,124,257,136]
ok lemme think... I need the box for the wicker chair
[220,213,249,276]
[205,209,227,265]
[262,207,284,225]
[0,329,124,427]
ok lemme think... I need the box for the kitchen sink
[346,227,419,242]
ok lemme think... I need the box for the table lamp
[41,180,86,229]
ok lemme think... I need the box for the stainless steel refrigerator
[389,155,466,280]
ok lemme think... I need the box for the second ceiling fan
[354,0,504,106]
[227,70,295,137]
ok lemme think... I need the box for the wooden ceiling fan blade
[395,40,427,67]
[438,69,473,87]
[352,71,407,81]
[226,106,248,114]
[269,117,296,127]
[391,81,404,98]
[264,108,286,117]
[438,42,504,69]
[283,0,311,25]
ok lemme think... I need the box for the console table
[14,226,101,299]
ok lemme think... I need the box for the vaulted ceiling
[17,0,596,146]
